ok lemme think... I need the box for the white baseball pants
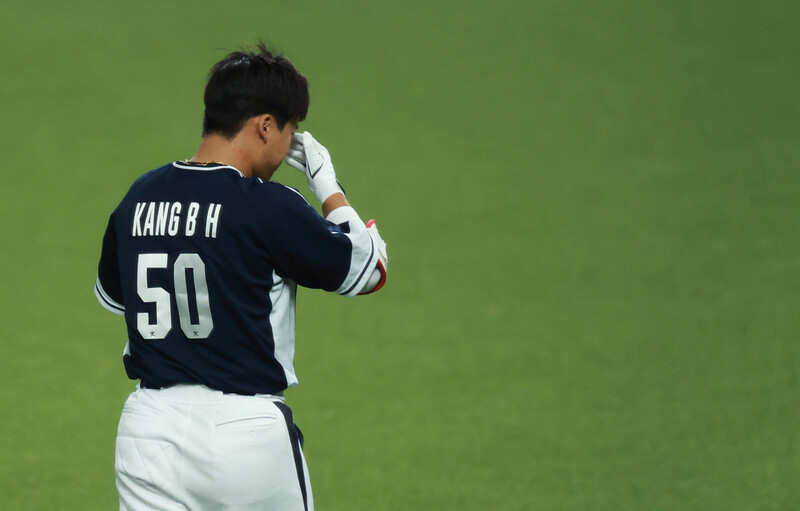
[115,384,313,511]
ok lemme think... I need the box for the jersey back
[96,162,375,395]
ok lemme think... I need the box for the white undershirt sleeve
[325,206,379,297]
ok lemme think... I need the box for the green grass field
[1,1,798,509]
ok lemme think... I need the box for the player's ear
[256,114,272,143]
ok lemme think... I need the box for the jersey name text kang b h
[131,201,222,238]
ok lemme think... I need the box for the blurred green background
[1,1,798,509]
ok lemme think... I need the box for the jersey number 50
[137,253,214,340]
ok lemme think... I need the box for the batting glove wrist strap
[325,206,360,226]
[285,131,345,204]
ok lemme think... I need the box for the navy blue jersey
[95,161,378,395]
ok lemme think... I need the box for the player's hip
[115,384,310,510]
[117,383,287,433]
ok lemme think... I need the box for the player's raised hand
[285,132,344,204]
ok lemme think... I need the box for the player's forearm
[286,131,387,295]
[322,192,350,217]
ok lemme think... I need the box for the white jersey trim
[283,185,311,203]
[95,276,125,316]
[268,270,299,388]
[326,207,379,297]
[172,161,245,177]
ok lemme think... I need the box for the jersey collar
[173,160,245,177]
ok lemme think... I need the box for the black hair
[202,42,309,138]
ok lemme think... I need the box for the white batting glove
[285,131,345,204]
[366,219,388,271]
[359,219,388,295]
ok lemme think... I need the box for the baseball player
[94,43,387,511]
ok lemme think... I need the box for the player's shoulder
[125,161,243,194]
[130,162,171,184]
[111,163,173,209]
[238,178,311,208]
[119,161,312,214]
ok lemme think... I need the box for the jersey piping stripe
[171,161,245,177]
[341,238,376,296]
[273,402,309,511]
[283,185,310,202]
[95,277,125,315]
